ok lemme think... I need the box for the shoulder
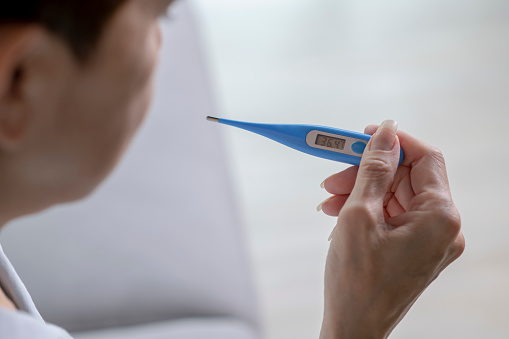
[0,308,73,339]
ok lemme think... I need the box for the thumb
[350,120,400,204]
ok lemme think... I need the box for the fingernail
[320,179,326,189]
[371,120,398,151]
[317,196,334,212]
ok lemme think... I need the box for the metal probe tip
[206,116,219,122]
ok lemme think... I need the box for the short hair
[1,0,129,60]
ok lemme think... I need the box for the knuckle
[435,207,462,242]
[457,233,466,255]
[360,156,393,178]
[446,212,462,236]
[344,202,371,216]
[340,202,378,229]
[428,146,446,164]
[453,232,466,259]
[444,232,465,266]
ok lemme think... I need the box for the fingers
[366,125,436,166]
[397,130,451,196]
[319,191,408,218]
[364,125,378,135]
[322,166,359,195]
[319,194,349,216]
[349,120,401,205]
[367,124,451,196]
[384,193,406,218]
[320,122,451,219]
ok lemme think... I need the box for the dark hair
[1,0,129,60]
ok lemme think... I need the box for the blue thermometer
[207,116,403,166]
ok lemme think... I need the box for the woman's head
[1,0,130,60]
[0,0,173,222]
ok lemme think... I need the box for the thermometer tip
[206,116,219,122]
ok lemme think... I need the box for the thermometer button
[351,141,367,155]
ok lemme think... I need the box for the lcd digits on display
[315,134,346,150]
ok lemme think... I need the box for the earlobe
[0,26,40,151]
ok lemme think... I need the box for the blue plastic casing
[216,118,404,166]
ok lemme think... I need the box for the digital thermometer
[207,116,404,166]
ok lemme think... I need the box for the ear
[0,25,41,152]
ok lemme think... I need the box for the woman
[0,1,464,338]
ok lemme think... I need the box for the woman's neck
[0,287,15,310]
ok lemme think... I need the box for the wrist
[320,310,390,339]
[320,286,393,339]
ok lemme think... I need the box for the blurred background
[192,0,509,338]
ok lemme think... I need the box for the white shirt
[0,244,72,339]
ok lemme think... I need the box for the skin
[0,0,465,337]
[0,0,172,307]
[319,121,465,338]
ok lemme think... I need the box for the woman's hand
[319,120,465,339]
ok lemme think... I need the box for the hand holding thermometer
[207,116,404,166]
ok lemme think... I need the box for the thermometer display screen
[315,134,346,150]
